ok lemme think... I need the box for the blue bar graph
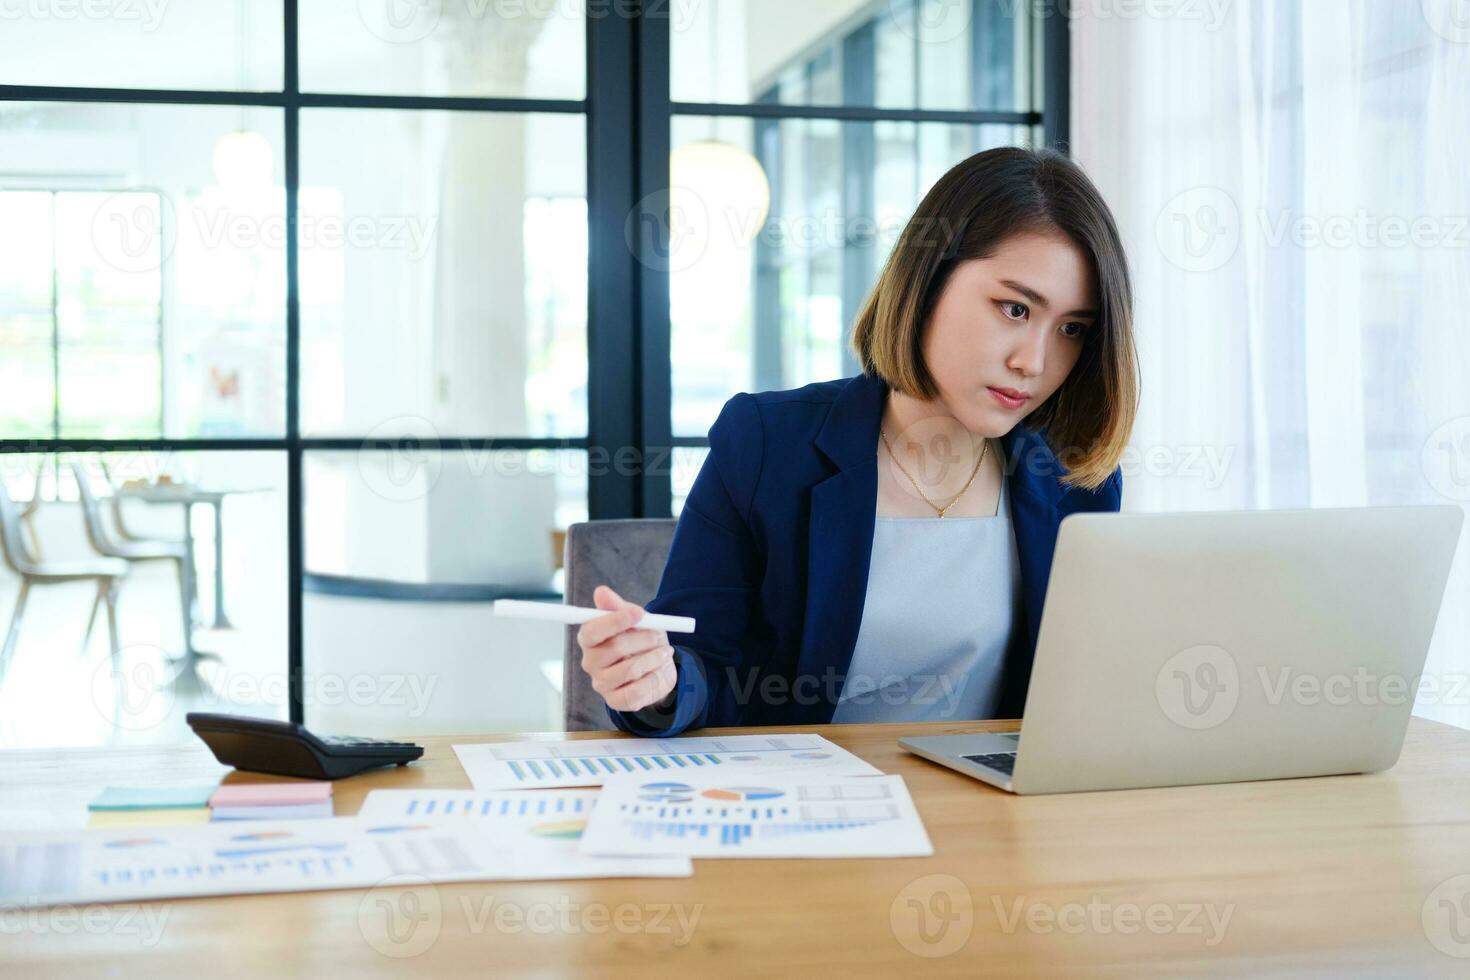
[503,748,810,784]
[621,818,881,848]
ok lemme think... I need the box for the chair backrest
[69,460,118,556]
[97,458,134,540]
[561,519,677,731]
[0,483,38,575]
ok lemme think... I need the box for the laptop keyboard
[961,752,1016,775]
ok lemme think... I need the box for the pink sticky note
[209,782,333,808]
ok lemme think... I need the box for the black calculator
[186,712,424,780]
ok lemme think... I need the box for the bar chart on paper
[0,820,499,907]
[354,789,693,879]
[578,774,934,859]
[360,789,597,822]
[452,734,882,790]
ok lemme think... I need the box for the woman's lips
[987,386,1030,410]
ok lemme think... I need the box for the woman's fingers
[592,584,624,610]
[605,657,679,713]
[576,585,677,712]
[576,602,644,649]
[581,628,669,672]
[590,628,673,667]
[591,644,673,696]
[582,630,669,680]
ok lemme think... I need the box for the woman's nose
[1007,328,1048,378]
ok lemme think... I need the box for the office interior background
[0,0,1465,749]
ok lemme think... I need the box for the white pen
[491,599,697,634]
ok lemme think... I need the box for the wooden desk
[6,717,1470,978]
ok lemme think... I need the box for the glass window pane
[672,0,1029,112]
[0,344,54,437]
[0,1,283,91]
[300,0,585,100]
[305,449,585,584]
[304,448,587,735]
[671,447,709,518]
[0,104,288,439]
[0,192,55,436]
[669,115,1037,437]
[58,348,161,438]
[0,452,287,749]
[299,108,587,439]
[0,192,54,310]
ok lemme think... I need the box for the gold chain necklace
[880,428,989,518]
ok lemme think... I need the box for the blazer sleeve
[606,392,765,737]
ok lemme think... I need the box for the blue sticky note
[89,785,218,811]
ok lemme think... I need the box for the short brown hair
[852,146,1139,491]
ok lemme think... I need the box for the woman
[578,146,1139,737]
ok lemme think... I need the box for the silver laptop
[900,505,1464,794]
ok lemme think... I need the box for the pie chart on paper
[638,782,695,803]
[700,787,785,802]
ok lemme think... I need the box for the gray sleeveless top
[831,475,1023,723]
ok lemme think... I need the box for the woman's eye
[1000,302,1028,321]
[1061,322,1088,339]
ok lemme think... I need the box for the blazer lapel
[792,374,887,725]
[997,426,1062,716]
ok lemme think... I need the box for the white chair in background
[0,484,128,669]
[70,460,195,658]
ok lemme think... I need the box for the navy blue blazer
[608,372,1123,736]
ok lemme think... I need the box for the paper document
[453,733,881,790]
[0,808,684,910]
[356,789,691,879]
[0,819,500,907]
[578,773,933,859]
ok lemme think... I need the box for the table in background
[5,718,1470,978]
[115,484,269,632]
[113,484,269,691]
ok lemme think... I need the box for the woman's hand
[577,585,678,713]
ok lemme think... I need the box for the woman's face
[921,229,1099,437]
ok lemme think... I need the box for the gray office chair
[0,483,128,669]
[70,460,194,653]
[561,519,677,731]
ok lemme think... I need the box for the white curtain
[1072,0,1470,727]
